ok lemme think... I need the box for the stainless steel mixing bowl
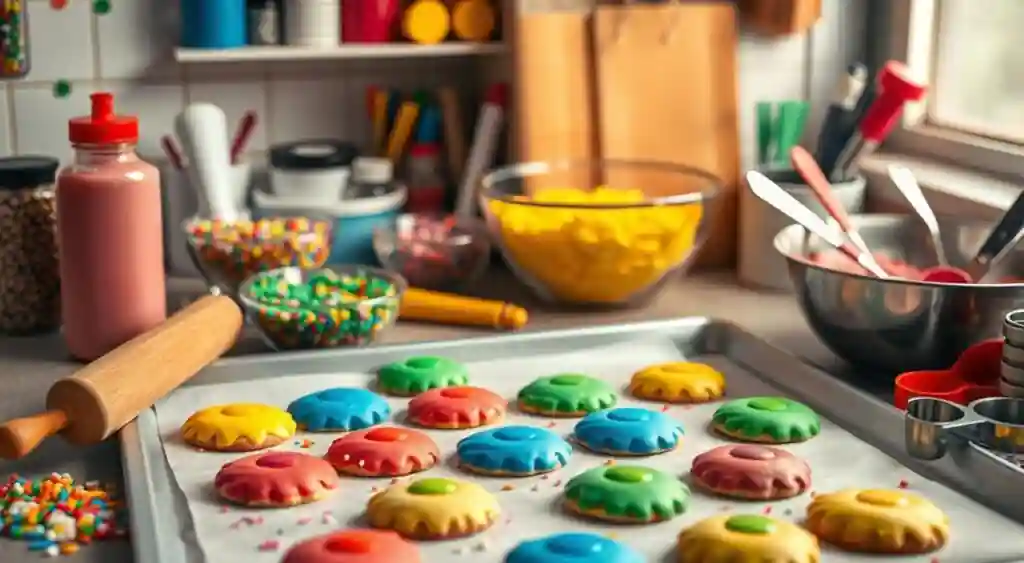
[775,214,1024,374]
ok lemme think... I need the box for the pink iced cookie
[690,444,811,500]
[407,386,507,429]
[282,529,420,563]
[214,451,339,507]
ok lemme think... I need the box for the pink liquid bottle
[57,92,167,362]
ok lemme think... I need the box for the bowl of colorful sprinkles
[238,265,406,350]
[184,216,333,293]
[480,159,720,306]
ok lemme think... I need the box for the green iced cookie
[376,356,469,396]
[563,465,689,523]
[711,397,820,443]
[517,374,617,417]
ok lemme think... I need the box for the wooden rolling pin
[0,295,243,460]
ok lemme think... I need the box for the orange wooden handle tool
[0,410,68,460]
[400,288,528,330]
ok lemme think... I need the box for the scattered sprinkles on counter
[1,473,125,557]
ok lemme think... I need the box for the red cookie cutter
[893,338,1004,409]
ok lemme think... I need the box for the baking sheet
[146,329,1024,563]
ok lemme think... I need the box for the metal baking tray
[120,318,1024,563]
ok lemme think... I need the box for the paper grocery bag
[594,1,740,268]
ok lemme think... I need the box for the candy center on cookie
[855,490,908,507]
[605,466,652,484]
[325,535,373,554]
[730,445,775,460]
[607,408,650,422]
[748,398,788,412]
[408,478,458,495]
[255,453,296,469]
[365,428,406,442]
[725,515,775,534]
[406,357,440,370]
[551,374,586,386]
[547,534,605,555]
[221,405,253,417]
[494,427,537,441]
[441,387,473,399]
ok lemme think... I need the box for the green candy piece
[377,356,469,396]
[517,374,616,415]
[408,478,458,496]
[564,465,689,522]
[725,515,776,535]
[711,397,820,443]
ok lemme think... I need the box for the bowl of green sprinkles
[238,265,407,351]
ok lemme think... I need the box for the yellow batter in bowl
[486,187,704,303]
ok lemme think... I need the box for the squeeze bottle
[57,93,167,362]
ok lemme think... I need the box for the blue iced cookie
[287,388,391,432]
[506,532,644,563]
[573,407,683,456]
[456,425,571,477]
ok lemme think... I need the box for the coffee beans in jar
[0,156,61,334]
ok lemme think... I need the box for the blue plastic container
[252,186,407,265]
[180,0,247,49]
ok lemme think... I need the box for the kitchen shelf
[174,42,507,63]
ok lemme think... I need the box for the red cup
[343,0,400,43]
[893,338,1003,409]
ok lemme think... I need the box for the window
[884,0,1024,178]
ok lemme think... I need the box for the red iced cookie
[324,426,440,477]
[407,386,507,429]
[282,529,420,563]
[690,444,811,500]
[214,451,340,507]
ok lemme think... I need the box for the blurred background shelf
[174,43,508,63]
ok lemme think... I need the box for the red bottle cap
[68,92,139,145]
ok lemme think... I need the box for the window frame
[883,0,1024,179]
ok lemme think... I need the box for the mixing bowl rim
[371,212,491,250]
[772,214,1024,289]
[479,158,721,209]
[181,215,335,247]
[237,264,409,314]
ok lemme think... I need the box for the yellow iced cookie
[805,489,949,554]
[629,362,725,403]
[181,403,296,452]
[677,514,820,563]
[366,477,500,540]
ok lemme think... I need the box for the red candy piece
[282,529,420,563]
[893,338,1003,409]
[407,386,507,429]
[324,426,440,477]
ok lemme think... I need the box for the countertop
[0,270,868,562]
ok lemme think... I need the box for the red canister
[343,0,400,43]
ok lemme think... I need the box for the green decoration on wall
[53,80,72,99]
[92,0,112,15]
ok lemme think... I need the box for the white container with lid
[349,157,395,198]
[284,0,341,48]
[268,139,357,203]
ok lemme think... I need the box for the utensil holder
[738,168,865,291]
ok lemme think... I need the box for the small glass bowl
[183,216,333,294]
[238,265,406,351]
[479,159,720,306]
[372,213,491,291]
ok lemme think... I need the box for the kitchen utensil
[747,170,888,278]
[963,191,1024,283]
[789,146,888,276]
[776,214,1024,373]
[1004,310,1024,348]
[894,338,1003,409]
[887,165,947,266]
[229,110,258,164]
[174,103,238,221]
[905,396,1024,460]
[0,294,242,459]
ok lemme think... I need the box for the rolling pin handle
[0,410,68,460]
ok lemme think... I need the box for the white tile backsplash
[187,80,270,152]
[267,77,350,143]
[25,0,95,81]
[100,81,186,159]
[12,84,93,163]
[95,0,181,80]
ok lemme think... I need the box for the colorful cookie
[507,532,643,563]
[181,403,296,452]
[573,407,683,456]
[805,489,949,554]
[407,386,506,429]
[677,514,820,563]
[213,451,339,507]
[366,477,500,540]
[711,397,820,443]
[287,387,391,432]
[563,465,689,523]
[629,362,725,403]
[456,425,572,477]
[376,356,469,396]
[690,444,811,500]
[282,529,420,563]
[517,374,617,417]
[324,426,439,477]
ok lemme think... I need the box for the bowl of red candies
[184,216,333,294]
[372,213,491,291]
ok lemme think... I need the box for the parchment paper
[154,339,1024,562]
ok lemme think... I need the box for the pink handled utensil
[791,145,890,276]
